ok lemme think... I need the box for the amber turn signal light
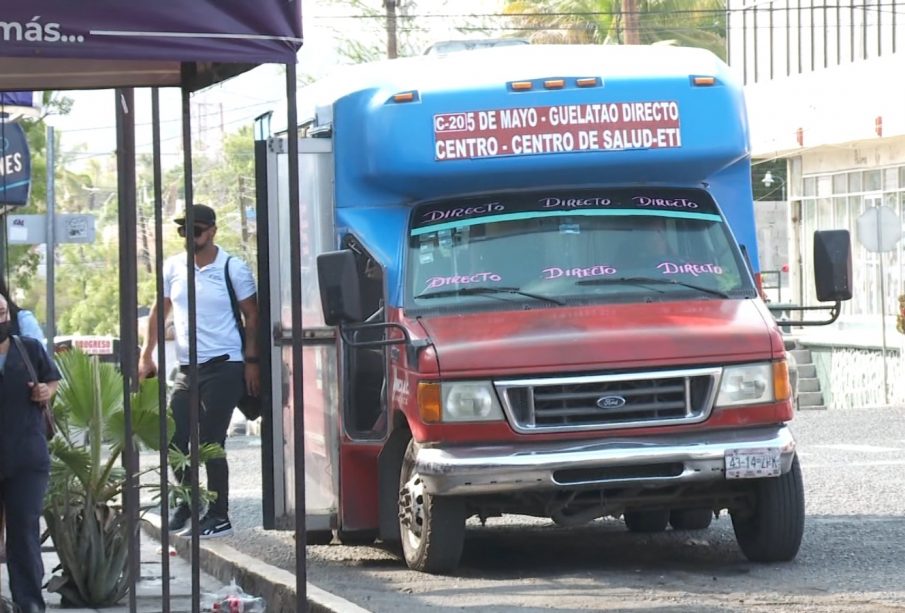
[418,382,442,423]
[773,361,791,402]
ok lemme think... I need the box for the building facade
[728,0,905,407]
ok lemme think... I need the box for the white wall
[743,53,905,157]
[727,0,905,157]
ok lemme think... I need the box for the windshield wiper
[577,276,730,299]
[414,286,564,305]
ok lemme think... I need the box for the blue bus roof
[309,45,751,205]
[298,45,738,127]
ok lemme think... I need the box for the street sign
[0,121,31,206]
[59,214,95,243]
[6,213,96,245]
[856,205,901,253]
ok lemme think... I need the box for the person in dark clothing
[0,293,61,613]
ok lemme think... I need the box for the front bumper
[415,425,796,496]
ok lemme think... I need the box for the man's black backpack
[224,257,262,421]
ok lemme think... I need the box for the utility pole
[238,176,249,245]
[138,198,152,274]
[623,0,641,44]
[45,126,56,357]
[0,208,6,278]
[384,0,398,59]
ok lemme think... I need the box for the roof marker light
[544,79,565,89]
[393,91,416,102]
[511,81,533,91]
[692,76,716,86]
[576,77,599,88]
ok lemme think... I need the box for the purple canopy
[0,92,34,107]
[0,4,308,609]
[0,0,302,90]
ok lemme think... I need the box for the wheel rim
[399,469,427,550]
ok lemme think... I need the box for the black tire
[669,508,713,531]
[335,529,378,546]
[731,454,805,562]
[398,440,466,573]
[623,509,669,533]
[306,530,334,546]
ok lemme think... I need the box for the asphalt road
[152,406,905,612]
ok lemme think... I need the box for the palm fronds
[43,349,176,607]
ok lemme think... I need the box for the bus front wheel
[731,454,805,562]
[398,439,466,573]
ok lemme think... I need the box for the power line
[377,26,725,35]
[313,3,905,20]
[59,98,279,134]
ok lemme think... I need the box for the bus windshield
[407,188,757,311]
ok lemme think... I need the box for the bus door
[333,236,389,535]
[264,135,339,533]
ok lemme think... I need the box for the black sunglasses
[177,225,210,238]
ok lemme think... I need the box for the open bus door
[261,135,340,538]
[262,132,388,542]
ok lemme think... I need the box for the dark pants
[0,468,49,613]
[171,360,245,518]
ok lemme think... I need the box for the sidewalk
[142,515,371,613]
[1,529,226,612]
[137,434,372,613]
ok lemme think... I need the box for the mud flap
[378,426,411,543]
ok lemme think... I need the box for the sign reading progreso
[434,101,681,161]
[59,336,115,355]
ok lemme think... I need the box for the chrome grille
[496,367,721,433]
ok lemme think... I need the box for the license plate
[725,448,782,479]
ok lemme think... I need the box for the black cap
[174,204,216,226]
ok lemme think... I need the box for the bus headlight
[716,362,774,407]
[443,382,504,422]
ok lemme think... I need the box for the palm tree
[43,350,167,606]
[44,349,225,607]
[503,0,727,60]
[503,0,620,44]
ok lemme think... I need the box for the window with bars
[798,166,904,318]
[729,0,904,85]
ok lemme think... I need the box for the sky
[50,0,507,168]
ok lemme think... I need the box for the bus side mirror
[813,230,852,302]
[317,250,365,325]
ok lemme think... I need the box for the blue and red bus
[259,43,850,573]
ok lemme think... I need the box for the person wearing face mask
[0,293,61,613]
[138,204,259,539]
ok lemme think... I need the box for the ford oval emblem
[597,395,626,409]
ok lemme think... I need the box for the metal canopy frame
[0,1,306,611]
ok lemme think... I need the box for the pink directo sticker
[543,265,617,280]
[424,272,502,289]
[657,262,724,276]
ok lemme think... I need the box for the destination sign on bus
[434,101,682,161]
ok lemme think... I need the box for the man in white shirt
[138,204,259,539]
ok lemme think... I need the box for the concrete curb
[143,514,371,613]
